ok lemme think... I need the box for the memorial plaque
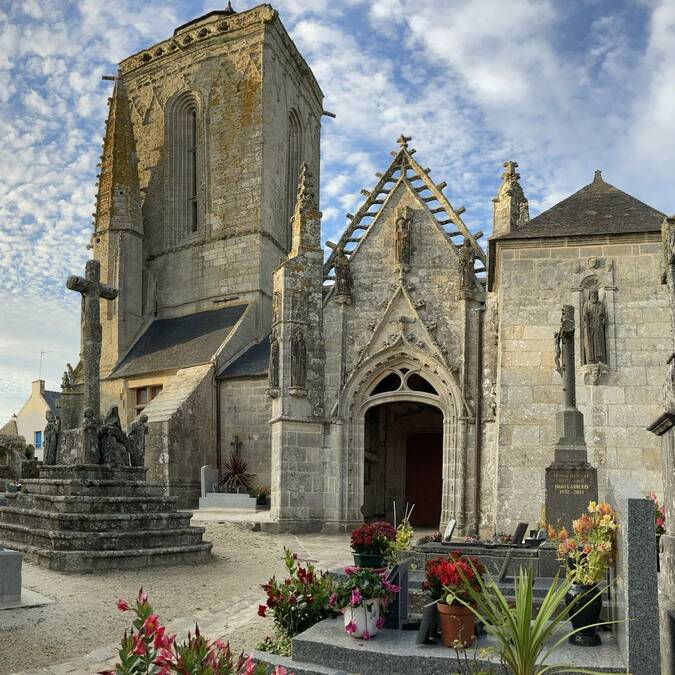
[546,465,597,531]
[442,518,456,542]
[511,522,528,545]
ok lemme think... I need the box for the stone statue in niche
[394,206,412,267]
[269,331,279,388]
[99,405,129,466]
[127,414,148,467]
[82,407,99,463]
[43,411,60,465]
[334,247,352,304]
[458,239,475,289]
[291,326,307,388]
[582,289,607,365]
[272,291,281,326]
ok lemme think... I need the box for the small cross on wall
[231,435,243,454]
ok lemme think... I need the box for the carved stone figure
[554,330,562,376]
[99,405,129,466]
[582,289,607,364]
[334,247,352,304]
[394,207,412,267]
[82,407,100,463]
[291,326,307,388]
[43,411,60,465]
[61,370,71,391]
[269,331,279,388]
[272,291,281,325]
[127,414,148,467]
[458,239,475,289]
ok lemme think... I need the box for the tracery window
[166,92,201,245]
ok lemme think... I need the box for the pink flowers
[376,616,385,630]
[345,620,357,635]
[362,630,370,641]
[116,598,130,612]
[349,589,363,607]
[328,593,337,608]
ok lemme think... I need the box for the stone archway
[336,346,471,532]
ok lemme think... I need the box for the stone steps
[8,540,213,573]
[0,464,212,572]
[0,506,192,532]
[10,492,178,514]
[0,520,205,551]
[19,479,166,497]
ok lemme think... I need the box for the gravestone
[510,522,528,545]
[200,464,219,498]
[0,548,21,605]
[545,306,598,530]
[442,518,456,542]
[383,561,410,630]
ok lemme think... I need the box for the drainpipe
[214,366,222,477]
[472,304,485,536]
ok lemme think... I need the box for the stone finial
[593,169,603,183]
[289,163,321,256]
[396,134,412,149]
[492,159,529,237]
[224,1,236,14]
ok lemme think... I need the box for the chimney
[31,380,45,398]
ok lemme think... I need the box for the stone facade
[59,3,672,535]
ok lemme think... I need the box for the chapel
[60,3,671,535]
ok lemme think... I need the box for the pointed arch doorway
[363,398,444,527]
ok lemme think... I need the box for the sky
[0,0,674,424]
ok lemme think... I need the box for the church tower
[96,3,324,378]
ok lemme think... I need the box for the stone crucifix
[555,304,577,410]
[66,259,118,419]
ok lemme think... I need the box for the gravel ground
[0,524,291,673]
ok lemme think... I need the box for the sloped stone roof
[495,171,665,240]
[112,304,247,378]
[42,390,61,413]
[218,338,270,379]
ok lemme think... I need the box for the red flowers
[116,598,130,612]
[423,552,485,603]
[258,604,267,617]
[350,522,397,555]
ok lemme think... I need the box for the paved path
[11,531,354,675]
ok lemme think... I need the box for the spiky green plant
[219,452,254,493]
[449,566,617,675]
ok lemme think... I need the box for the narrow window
[286,109,303,249]
[34,430,42,449]
[167,92,200,245]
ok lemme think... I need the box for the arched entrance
[363,401,443,526]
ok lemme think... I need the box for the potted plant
[423,552,485,647]
[218,452,253,494]
[252,485,271,506]
[334,566,399,640]
[350,521,397,568]
[554,500,617,646]
[649,492,666,572]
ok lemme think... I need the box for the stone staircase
[0,464,212,572]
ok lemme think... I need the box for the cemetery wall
[219,377,272,488]
[492,234,671,531]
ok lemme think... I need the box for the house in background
[1,380,61,461]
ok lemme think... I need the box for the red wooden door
[405,433,443,527]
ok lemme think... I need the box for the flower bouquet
[350,521,397,568]
[333,566,399,640]
[423,552,485,647]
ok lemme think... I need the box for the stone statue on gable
[334,246,352,304]
[458,238,475,289]
[582,289,607,365]
[395,206,412,267]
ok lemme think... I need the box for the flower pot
[565,583,602,646]
[436,601,476,648]
[343,600,382,639]
[352,553,385,569]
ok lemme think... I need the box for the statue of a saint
[269,331,279,388]
[43,411,60,465]
[127,414,148,467]
[99,405,130,466]
[334,247,352,304]
[81,407,100,463]
[457,239,475,289]
[394,208,412,267]
[582,289,607,364]
[291,326,307,388]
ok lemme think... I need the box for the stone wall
[144,364,215,507]
[492,235,671,531]
[219,377,271,487]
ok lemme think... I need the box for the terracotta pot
[352,552,385,569]
[565,583,602,646]
[343,599,382,639]
[436,601,476,648]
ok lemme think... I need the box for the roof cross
[396,134,412,149]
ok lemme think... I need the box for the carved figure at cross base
[43,411,60,465]
[99,406,129,466]
[127,414,148,467]
[81,408,100,463]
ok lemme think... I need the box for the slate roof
[113,304,247,378]
[495,172,665,240]
[42,390,61,412]
[218,337,270,379]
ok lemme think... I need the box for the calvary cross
[66,259,118,420]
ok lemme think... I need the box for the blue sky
[0,0,674,424]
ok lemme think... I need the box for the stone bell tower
[94,3,324,380]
